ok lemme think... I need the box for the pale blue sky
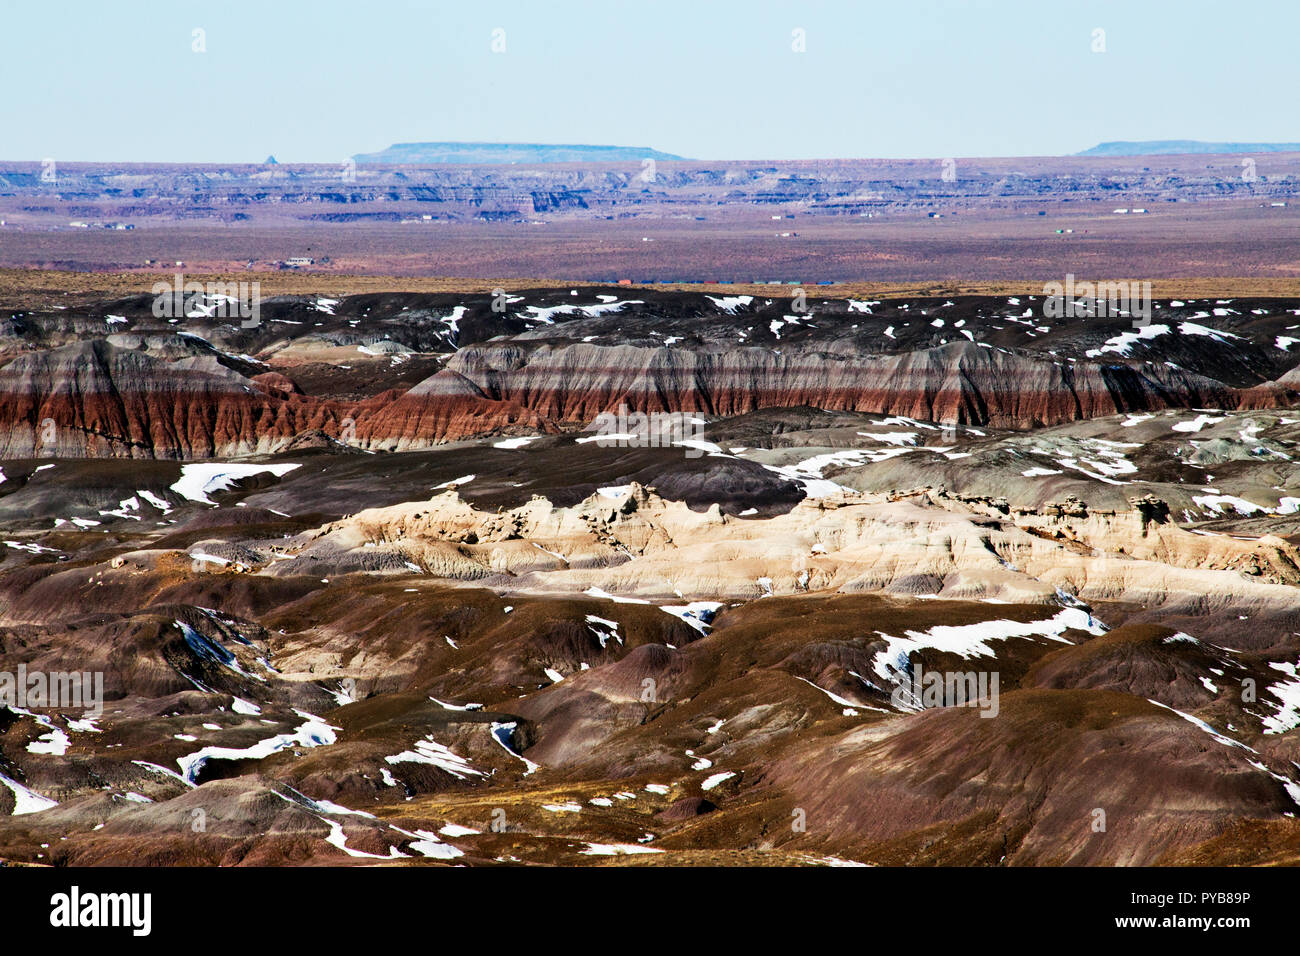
[1,0,1295,162]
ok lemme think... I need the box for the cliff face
[351,370,554,452]
[442,340,1267,430]
[3,288,1297,459]
[0,339,558,458]
[0,340,286,458]
[0,337,1286,458]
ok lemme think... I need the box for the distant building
[285,257,315,267]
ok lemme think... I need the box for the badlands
[3,284,1300,865]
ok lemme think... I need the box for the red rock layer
[445,341,1284,429]
[0,339,1289,458]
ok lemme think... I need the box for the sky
[1,0,1297,163]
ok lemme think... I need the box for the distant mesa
[352,142,686,165]
[1078,140,1300,157]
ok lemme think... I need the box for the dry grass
[2,267,1298,310]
